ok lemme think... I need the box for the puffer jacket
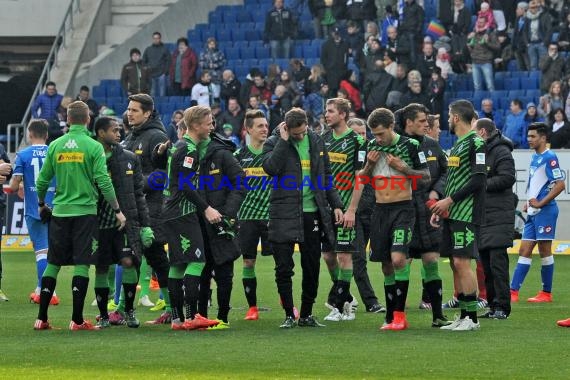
[262,128,343,245]
[121,111,168,224]
[107,143,150,257]
[479,132,516,250]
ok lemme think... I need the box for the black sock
[94,287,110,319]
[242,277,257,307]
[425,279,444,321]
[183,274,200,320]
[71,276,89,325]
[395,280,409,312]
[280,292,295,318]
[384,284,396,323]
[421,279,431,303]
[123,283,137,313]
[38,277,57,322]
[464,293,478,323]
[216,282,232,323]
[336,280,351,309]
[327,280,338,306]
[458,293,467,319]
[168,278,184,321]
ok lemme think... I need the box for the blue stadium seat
[499,97,512,110]
[508,90,525,99]
[235,41,249,50]
[216,28,232,42]
[274,58,289,69]
[511,71,528,78]
[507,60,519,71]
[254,22,264,31]
[293,44,303,58]
[258,58,271,72]
[520,76,538,90]
[243,59,259,69]
[302,44,319,59]
[92,86,105,98]
[245,30,261,41]
[494,71,509,80]
[234,65,249,79]
[209,12,222,24]
[107,86,122,97]
[187,29,201,43]
[226,47,240,60]
[456,91,473,99]
[494,77,504,90]
[255,45,270,59]
[232,29,245,41]
[222,11,237,24]
[305,58,319,67]
[237,11,252,23]
[528,71,541,82]
[525,89,541,99]
[241,47,256,60]
[504,77,520,90]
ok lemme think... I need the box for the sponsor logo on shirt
[328,152,347,164]
[448,156,460,167]
[57,152,84,163]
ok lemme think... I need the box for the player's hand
[39,205,52,224]
[343,209,356,228]
[430,213,440,228]
[528,198,542,209]
[205,206,222,224]
[0,162,11,176]
[0,175,6,184]
[386,154,408,172]
[140,226,155,248]
[115,211,127,230]
[334,208,344,225]
[278,122,289,141]
[17,183,24,199]
[157,140,171,155]
[522,202,528,213]
[431,197,453,217]
[367,151,380,164]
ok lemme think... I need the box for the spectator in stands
[267,64,282,91]
[169,37,197,96]
[384,49,398,78]
[447,0,473,74]
[523,0,553,71]
[363,59,394,112]
[490,0,507,31]
[478,2,496,30]
[468,16,500,91]
[346,20,364,60]
[76,85,98,131]
[216,97,245,137]
[512,2,530,71]
[428,67,446,116]
[398,0,425,66]
[222,123,241,147]
[247,94,270,120]
[303,81,329,124]
[435,47,454,79]
[220,70,241,109]
[493,31,513,72]
[32,81,63,121]
[346,0,376,33]
[249,72,273,105]
[191,70,214,107]
[199,37,226,100]
[364,20,380,41]
[339,70,363,116]
[360,37,385,84]
[308,0,325,39]
[385,26,411,66]
[400,79,430,108]
[290,59,311,93]
[305,63,326,95]
[120,48,151,95]
[549,108,570,149]
[524,102,545,132]
[143,32,170,98]
[539,80,565,117]
[478,98,504,130]
[166,109,183,143]
[380,5,399,48]
[417,40,437,86]
[264,0,297,59]
[503,99,527,148]
[539,43,565,94]
[275,70,302,106]
[427,114,441,140]
[47,96,71,144]
[321,27,350,94]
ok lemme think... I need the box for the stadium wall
[0,0,70,36]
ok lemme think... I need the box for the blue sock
[511,257,532,290]
[36,253,48,288]
[540,256,554,293]
[114,265,123,304]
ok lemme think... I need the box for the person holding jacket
[473,118,515,320]
[263,108,344,328]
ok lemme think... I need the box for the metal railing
[9,0,81,153]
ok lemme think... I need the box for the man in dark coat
[262,108,343,328]
[321,27,350,94]
[473,118,515,319]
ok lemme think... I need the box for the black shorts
[322,224,358,254]
[440,219,479,259]
[369,201,415,263]
[47,215,99,266]
[96,227,134,266]
[238,220,272,259]
[409,227,440,259]
[163,214,205,266]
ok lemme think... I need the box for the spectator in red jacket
[169,37,197,96]
[339,70,363,117]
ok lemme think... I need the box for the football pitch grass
[1,250,569,379]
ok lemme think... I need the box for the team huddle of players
[19,94,565,331]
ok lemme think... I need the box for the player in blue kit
[10,119,58,305]
[510,123,565,304]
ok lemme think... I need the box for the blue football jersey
[13,144,55,219]
[527,149,564,205]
